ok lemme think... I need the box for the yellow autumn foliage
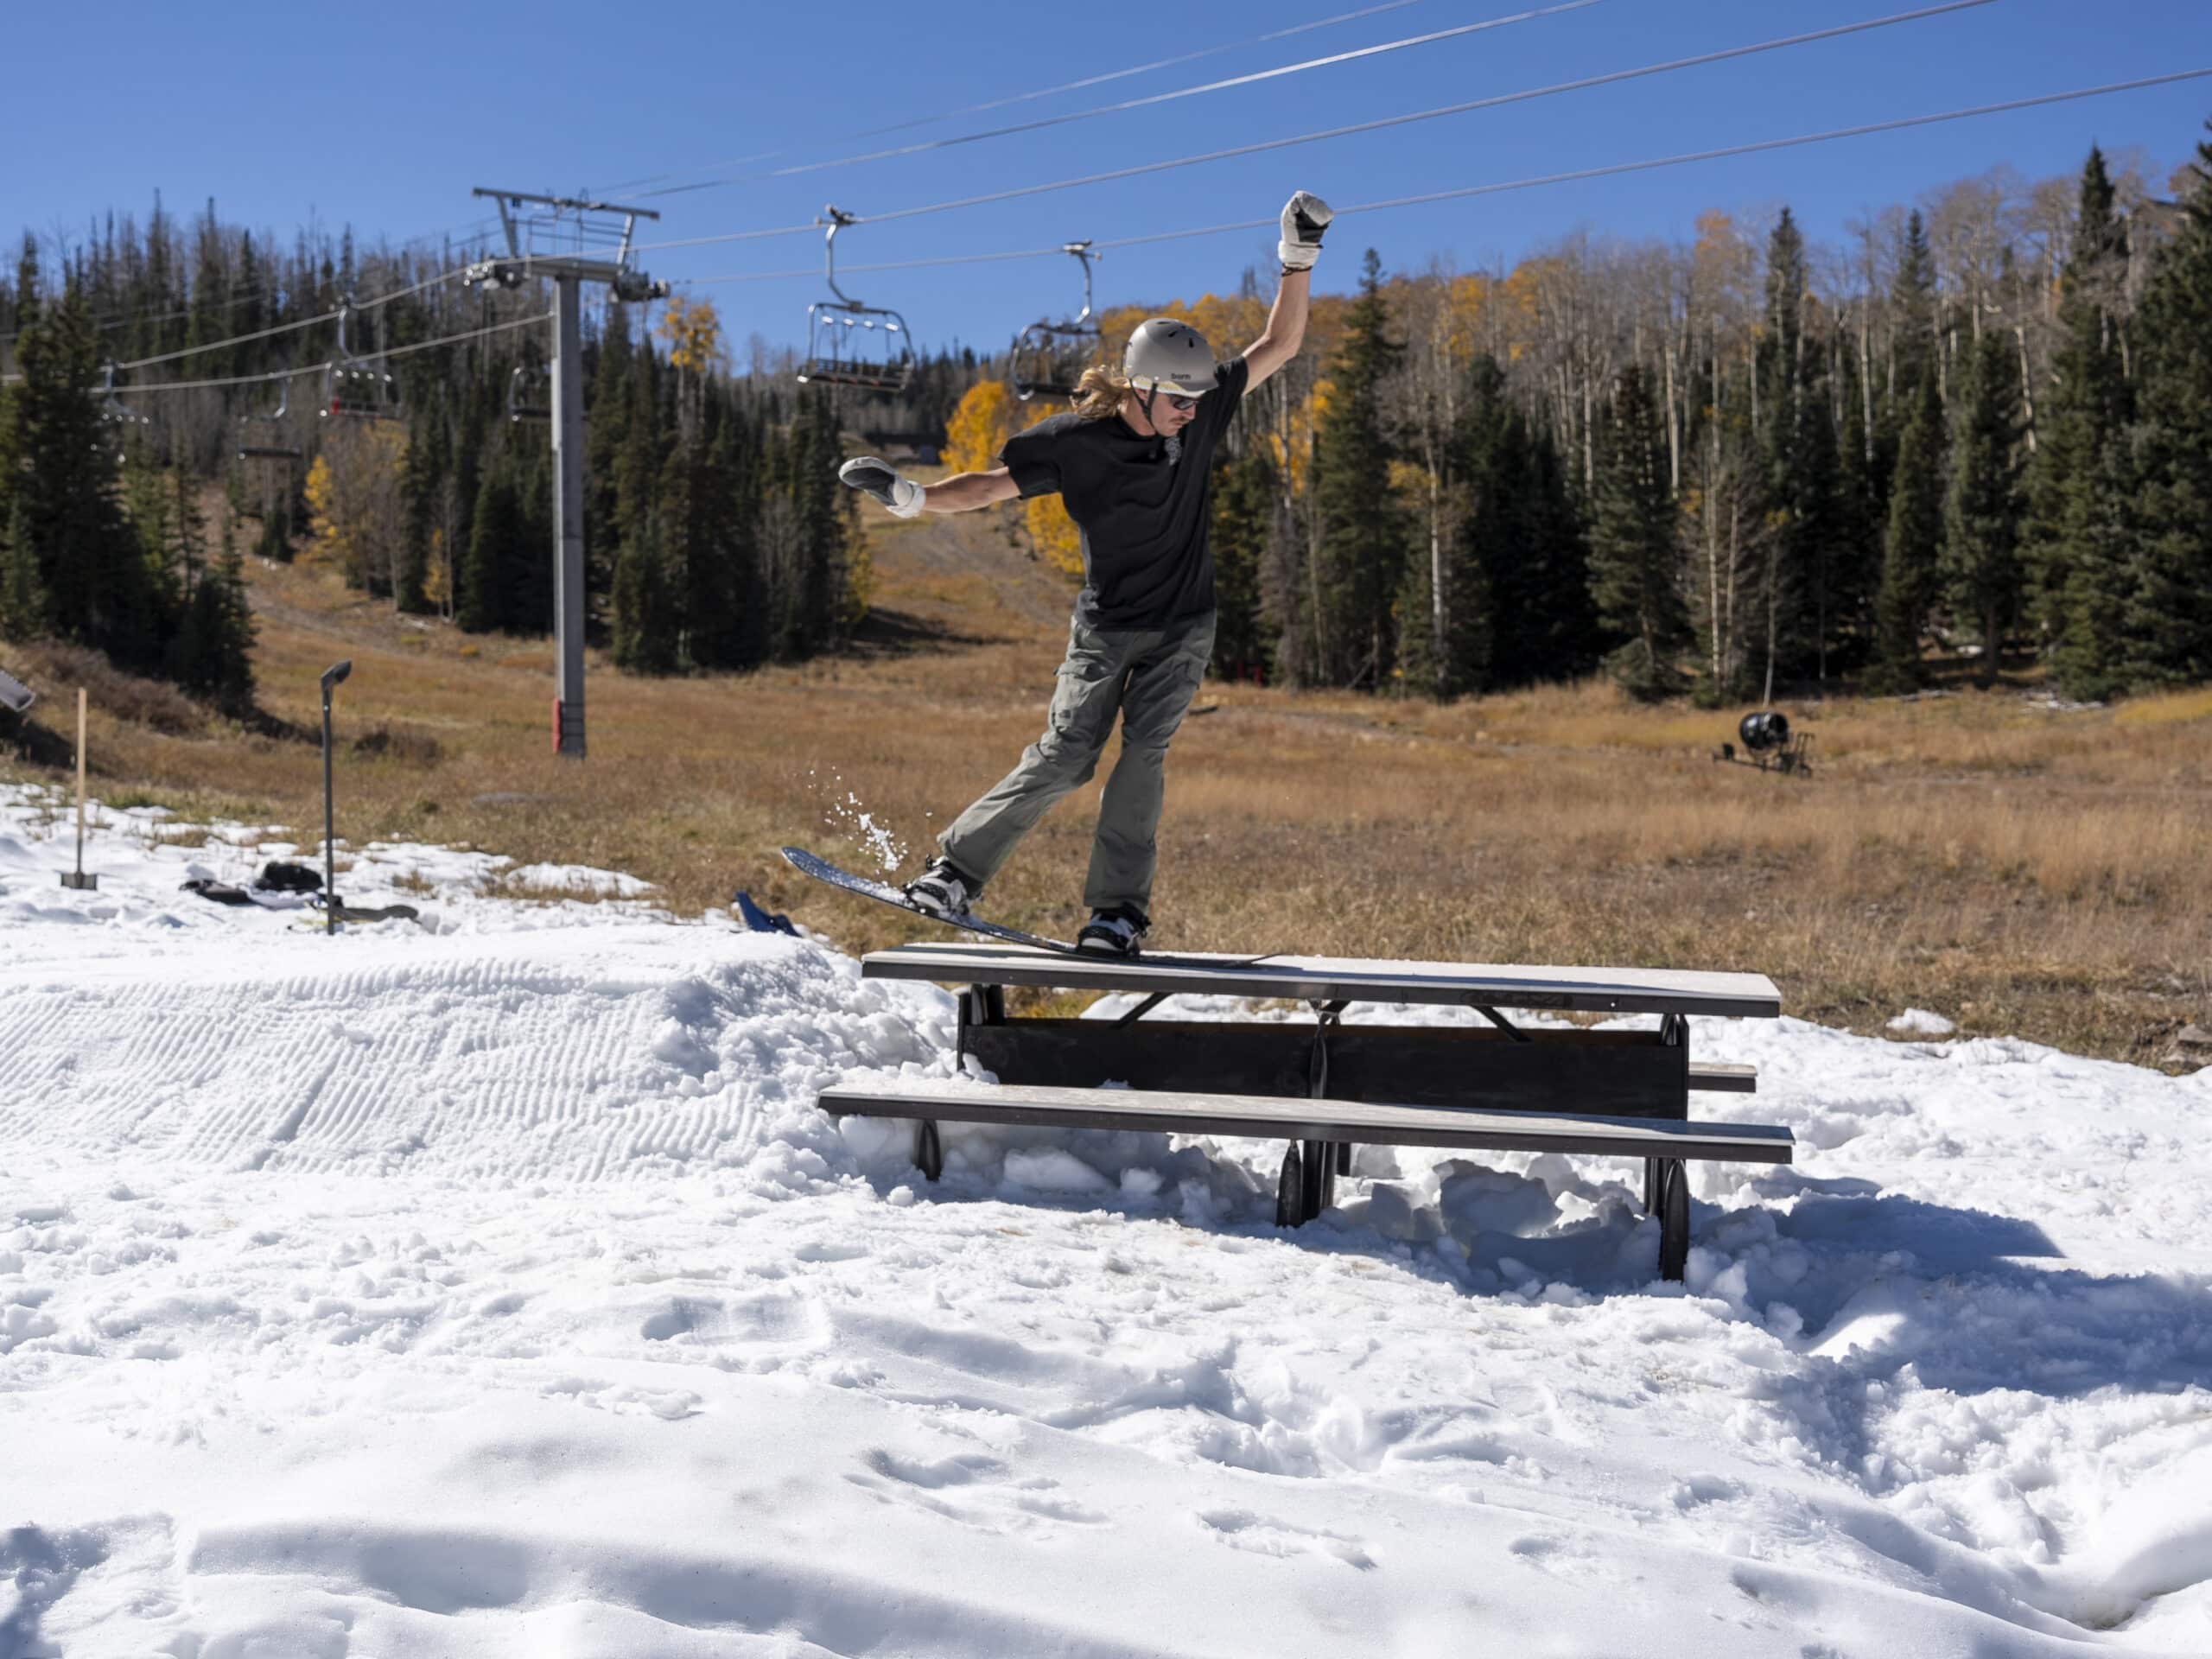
[657,295,727,375]
[302,456,340,568]
[943,379,1014,474]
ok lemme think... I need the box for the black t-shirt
[1000,355,1250,630]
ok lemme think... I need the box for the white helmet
[1122,318,1216,398]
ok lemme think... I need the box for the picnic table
[821,943,1790,1281]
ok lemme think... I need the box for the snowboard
[778,847,1081,954]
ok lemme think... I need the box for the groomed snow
[3,782,2209,1657]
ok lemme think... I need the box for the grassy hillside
[4,493,2207,1069]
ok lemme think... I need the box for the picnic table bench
[822,942,1790,1280]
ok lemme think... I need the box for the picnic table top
[861,942,1783,1019]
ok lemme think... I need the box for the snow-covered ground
[3,780,2209,1657]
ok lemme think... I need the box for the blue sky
[5,0,2208,359]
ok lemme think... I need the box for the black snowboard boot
[1077,904,1149,957]
[905,856,979,919]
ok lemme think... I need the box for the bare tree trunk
[1427,454,1445,681]
[1859,304,1875,461]
[1763,547,1777,706]
[1663,326,1681,492]
[2015,322,2037,454]
[1706,429,1724,691]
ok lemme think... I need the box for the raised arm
[838,456,1018,518]
[1243,191,1333,392]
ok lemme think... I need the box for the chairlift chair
[795,208,916,395]
[321,296,403,422]
[507,363,550,424]
[98,362,151,451]
[1011,242,1103,403]
[238,373,303,461]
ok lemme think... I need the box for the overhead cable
[632,0,1999,256]
[639,0,1606,200]
[590,0,1457,196]
[102,266,471,374]
[88,312,553,397]
[676,69,2212,286]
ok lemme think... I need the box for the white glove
[1277,191,1334,272]
[838,454,925,518]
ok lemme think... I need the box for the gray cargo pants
[939,610,1216,918]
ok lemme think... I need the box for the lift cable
[588,0,1461,197]
[637,0,1606,200]
[0,264,493,388]
[632,1,1998,257]
[672,69,2212,288]
[69,312,552,399]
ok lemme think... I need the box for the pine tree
[9,280,159,668]
[1941,329,2025,687]
[1309,250,1409,688]
[610,509,677,673]
[1867,366,1945,693]
[171,461,206,602]
[457,454,518,633]
[1,493,45,639]
[1869,211,1938,518]
[2124,124,2212,687]
[1587,367,1685,699]
[1832,356,1883,668]
[1211,444,1277,683]
[207,512,257,712]
[2024,146,2133,686]
[396,392,445,615]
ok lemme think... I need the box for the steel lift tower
[465,189,668,759]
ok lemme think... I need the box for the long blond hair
[1072,362,1129,421]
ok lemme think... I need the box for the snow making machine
[1714,710,1814,778]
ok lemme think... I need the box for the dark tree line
[1,241,253,710]
[0,198,919,700]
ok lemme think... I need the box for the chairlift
[795,208,916,395]
[507,363,550,424]
[238,373,303,461]
[1011,242,1103,403]
[99,361,151,430]
[321,296,402,422]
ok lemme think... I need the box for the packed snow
[3,780,2209,1657]
[1889,1008,1960,1039]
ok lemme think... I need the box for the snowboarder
[838,192,1332,955]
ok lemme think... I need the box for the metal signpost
[321,660,351,933]
[60,688,98,891]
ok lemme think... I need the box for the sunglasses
[1162,393,1198,412]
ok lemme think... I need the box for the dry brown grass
[4,499,2206,1069]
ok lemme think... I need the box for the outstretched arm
[918,467,1019,512]
[839,456,1018,518]
[1243,191,1333,392]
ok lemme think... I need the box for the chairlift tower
[463,188,669,760]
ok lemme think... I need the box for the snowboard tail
[778,847,1080,954]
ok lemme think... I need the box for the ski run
[3,780,2209,1658]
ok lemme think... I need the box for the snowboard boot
[904,856,979,920]
[1077,904,1150,957]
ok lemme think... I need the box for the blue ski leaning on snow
[778,847,1080,954]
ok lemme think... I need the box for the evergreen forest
[4,122,2210,714]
